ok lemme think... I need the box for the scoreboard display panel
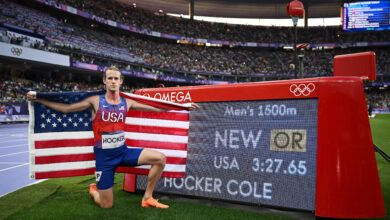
[342,1,390,31]
[129,77,386,219]
[137,99,318,210]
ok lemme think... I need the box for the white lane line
[0,162,26,165]
[10,134,27,137]
[0,151,29,158]
[0,137,25,141]
[0,131,25,133]
[0,140,27,144]
[0,144,27,149]
[0,163,29,172]
[0,131,22,134]
[0,134,27,138]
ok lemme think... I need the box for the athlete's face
[103,70,123,92]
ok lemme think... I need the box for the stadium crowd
[0,71,142,103]
[0,0,143,63]
[1,74,389,114]
[56,0,390,43]
[366,90,390,112]
[0,77,99,103]
[0,0,389,103]
[1,0,389,78]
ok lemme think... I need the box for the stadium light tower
[287,0,305,79]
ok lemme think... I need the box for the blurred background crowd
[0,0,389,116]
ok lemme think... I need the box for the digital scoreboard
[342,1,390,31]
[128,76,386,218]
[137,99,318,210]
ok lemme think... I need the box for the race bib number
[102,132,125,149]
[95,171,102,182]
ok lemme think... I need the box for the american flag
[29,91,190,179]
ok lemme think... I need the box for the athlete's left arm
[126,99,199,112]
[128,99,164,112]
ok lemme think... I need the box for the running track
[0,123,42,197]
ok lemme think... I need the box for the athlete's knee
[100,200,114,209]
[140,149,166,166]
[159,153,166,166]
[98,191,114,209]
[100,203,113,209]
[153,152,166,166]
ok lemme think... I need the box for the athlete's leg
[121,147,168,208]
[137,149,166,200]
[91,147,119,208]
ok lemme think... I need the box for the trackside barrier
[124,52,385,218]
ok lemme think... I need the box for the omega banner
[137,99,318,211]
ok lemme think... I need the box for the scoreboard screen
[342,1,390,31]
[137,99,318,210]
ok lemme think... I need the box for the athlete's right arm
[27,91,97,113]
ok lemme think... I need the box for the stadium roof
[116,0,343,18]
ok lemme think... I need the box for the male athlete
[27,66,198,209]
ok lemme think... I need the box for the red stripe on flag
[117,167,185,178]
[34,154,184,165]
[35,139,94,149]
[35,153,95,164]
[34,168,95,179]
[125,125,188,136]
[127,111,189,121]
[126,140,187,150]
[166,157,186,164]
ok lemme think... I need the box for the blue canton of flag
[33,91,103,133]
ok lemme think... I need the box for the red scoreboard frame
[124,52,386,218]
[124,76,386,219]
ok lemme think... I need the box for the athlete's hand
[27,91,37,101]
[188,103,199,110]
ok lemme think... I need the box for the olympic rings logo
[11,47,23,56]
[289,83,316,96]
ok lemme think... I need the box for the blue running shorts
[93,146,143,190]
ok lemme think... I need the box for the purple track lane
[0,123,43,197]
